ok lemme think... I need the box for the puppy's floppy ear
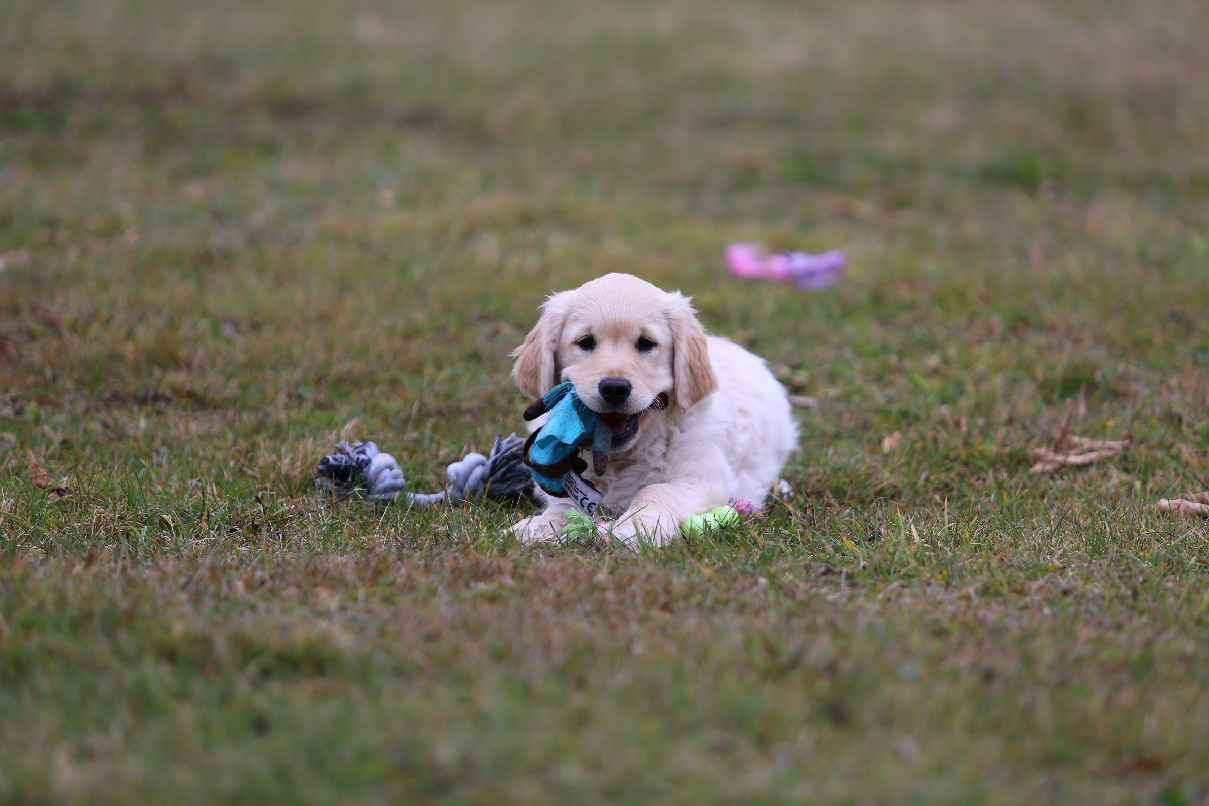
[667,292,718,410]
[511,291,571,399]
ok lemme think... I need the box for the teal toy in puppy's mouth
[521,381,668,498]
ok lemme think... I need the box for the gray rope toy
[315,434,533,505]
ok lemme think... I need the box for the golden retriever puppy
[510,273,797,546]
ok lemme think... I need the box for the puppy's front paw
[609,511,677,549]
[510,512,567,544]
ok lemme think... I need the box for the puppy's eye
[575,335,596,351]
[636,336,657,353]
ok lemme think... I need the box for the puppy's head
[512,273,717,450]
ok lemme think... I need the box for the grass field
[3,0,1209,802]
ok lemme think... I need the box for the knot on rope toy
[315,434,532,505]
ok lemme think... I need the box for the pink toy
[730,498,759,518]
[727,243,846,290]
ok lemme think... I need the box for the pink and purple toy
[726,243,846,290]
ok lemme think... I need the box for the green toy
[679,505,742,537]
[560,510,605,542]
[561,505,743,543]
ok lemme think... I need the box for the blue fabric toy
[522,381,612,496]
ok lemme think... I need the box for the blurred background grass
[2,1,1209,803]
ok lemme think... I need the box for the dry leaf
[1030,435,1132,473]
[48,480,72,501]
[881,432,903,453]
[1029,407,1131,474]
[26,450,51,489]
[1157,492,1209,517]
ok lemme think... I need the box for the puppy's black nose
[598,377,632,406]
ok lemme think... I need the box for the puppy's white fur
[511,273,797,546]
